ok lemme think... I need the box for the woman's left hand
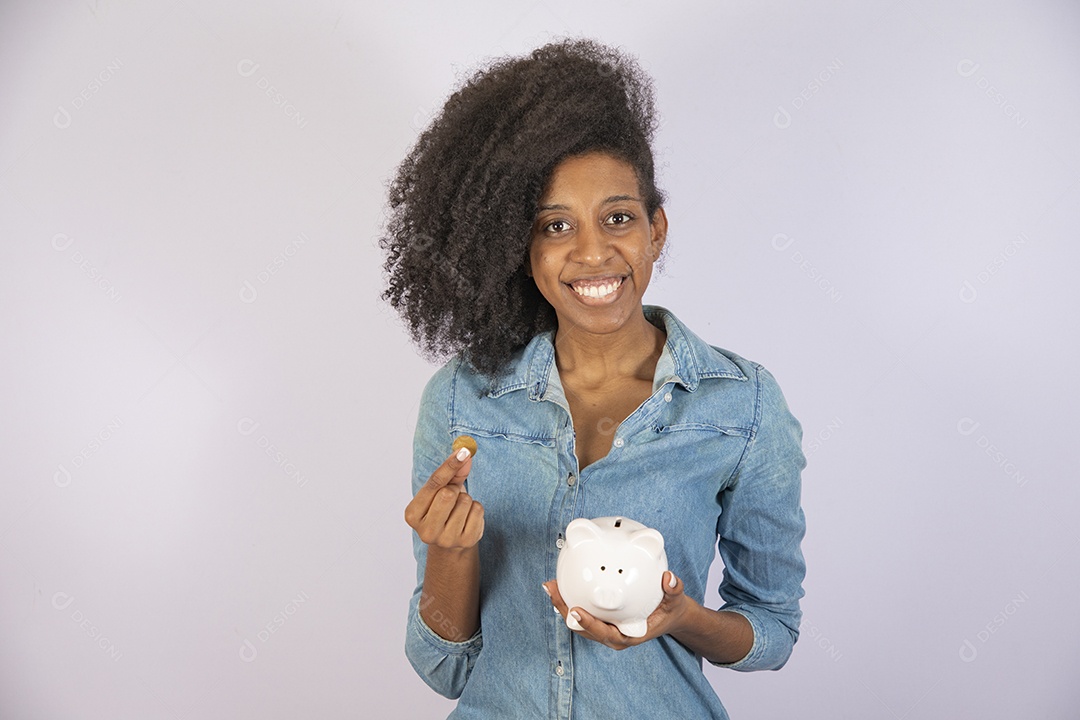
[541,571,695,650]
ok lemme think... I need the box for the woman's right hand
[404,447,484,549]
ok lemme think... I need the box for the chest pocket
[450,385,558,448]
[642,384,754,489]
[654,382,753,439]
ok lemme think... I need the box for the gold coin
[451,435,478,457]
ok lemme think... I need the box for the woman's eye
[607,212,633,225]
[545,220,569,233]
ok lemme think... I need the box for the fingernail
[456,447,471,461]
[668,572,677,589]
[541,584,551,597]
[570,610,581,622]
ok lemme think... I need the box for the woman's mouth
[567,276,625,302]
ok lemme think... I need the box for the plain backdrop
[1,1,1078,718]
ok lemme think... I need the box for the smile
[568,276,625,300]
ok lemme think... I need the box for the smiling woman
[380,38,807,720]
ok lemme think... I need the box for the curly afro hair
[379,38,666,382]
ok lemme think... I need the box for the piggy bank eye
[600,565,606,571]
[618,568,623,574]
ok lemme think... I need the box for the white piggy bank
[555,516,668,638]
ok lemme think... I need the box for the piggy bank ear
[565,518,603,549]
[629,528,665,559]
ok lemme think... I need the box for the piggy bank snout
[591,585,624,611]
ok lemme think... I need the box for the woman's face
[527,151,667,337]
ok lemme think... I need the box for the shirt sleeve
[404,360,483,698]
[710,363,807,671]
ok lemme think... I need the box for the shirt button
[613,438,624,448]
[567,474,576,487]
[664,392,672,402]
[555,664,565,676]
[556,538,565,549]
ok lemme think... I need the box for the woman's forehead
[539,152,642,204]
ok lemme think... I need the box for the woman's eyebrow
[537,195,642,211]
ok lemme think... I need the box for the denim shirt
[406,305,807,719]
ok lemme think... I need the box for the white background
[1,1,1077,718]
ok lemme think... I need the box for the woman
[381,39,807,719]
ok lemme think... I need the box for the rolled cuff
[405,595,483,699]
[707,605,797,672]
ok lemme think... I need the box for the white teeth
[571,278,622,299]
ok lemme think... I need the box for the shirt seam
[725,362,765,487]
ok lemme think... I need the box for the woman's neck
[553,311,666,389]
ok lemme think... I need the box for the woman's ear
[649,207,668,262]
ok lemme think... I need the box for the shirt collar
[484,305,748,400]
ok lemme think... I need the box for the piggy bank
[555,516,668,638]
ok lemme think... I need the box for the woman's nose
[570,222,613,265]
